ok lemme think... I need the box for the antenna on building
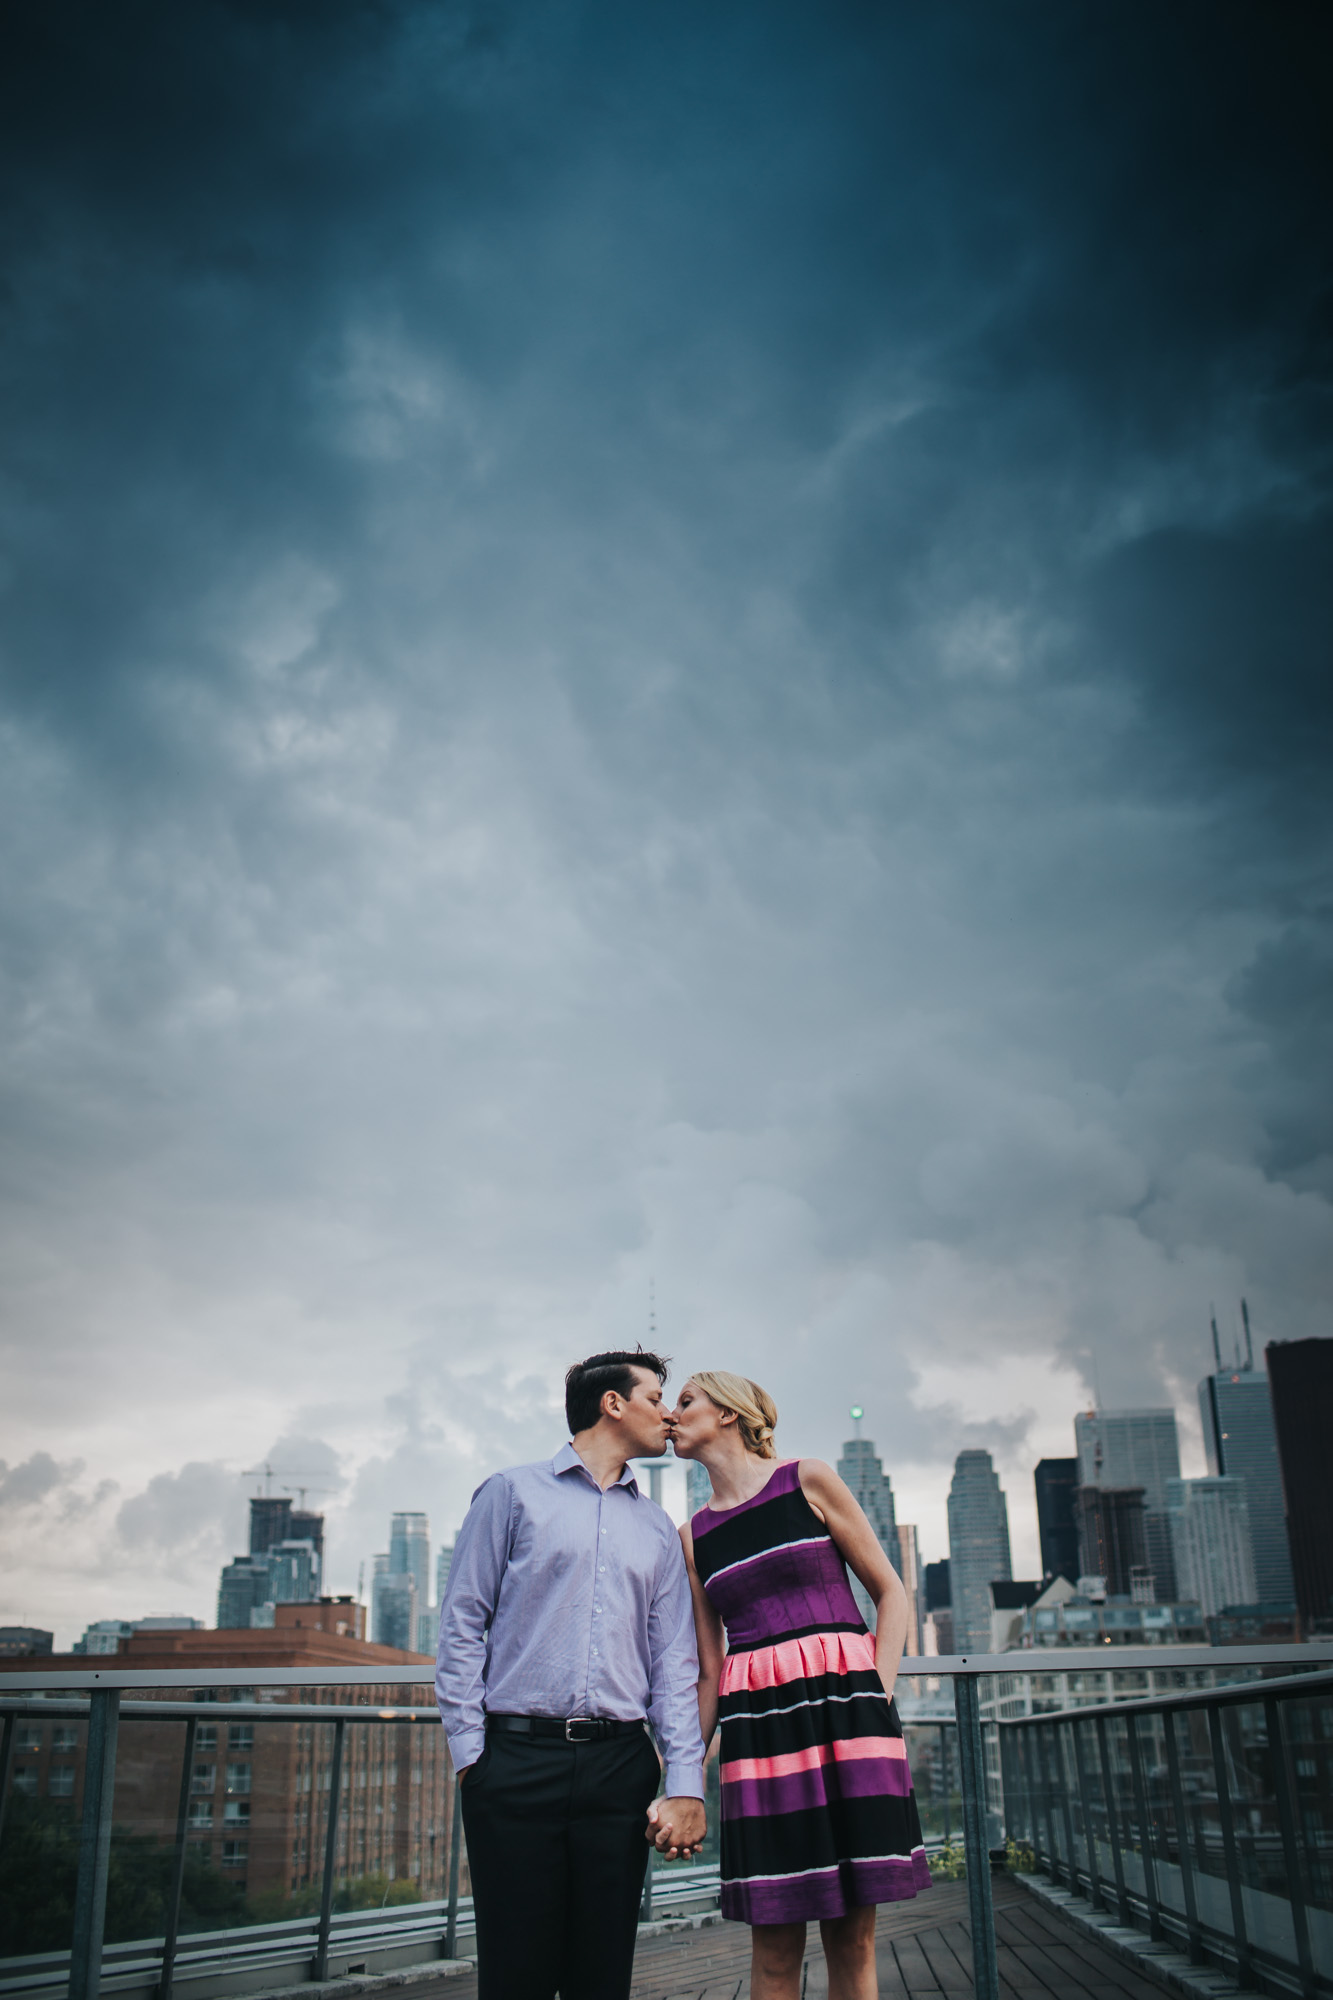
[850,1404,864,1441]
[1210,1310,1222,1372]
[1241,1297,1254,1370]
[1092,1353,1103,1412]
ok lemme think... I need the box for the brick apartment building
[0,1603,460,1905]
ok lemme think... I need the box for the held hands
[645,1795,707,1859]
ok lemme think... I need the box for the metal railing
[999,1664,1333,1998]
[2,1647,1329,2000]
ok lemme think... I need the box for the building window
[51,1727,78,1753]
[221,1841,248,1868]
[225,1762,252,1795]
[12,1769,37,1796]
[15,1726,43,1752]
[224,1801,251,1827]
[187,1839,211,1860]
[196,1725,218,1750]
[48,1767,75,1799]
[187,1802,214,1829]
[191,1764,215,1794]
[228,1725,254,1751]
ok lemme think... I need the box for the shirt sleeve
[644,1527,706,1799]
[435,1473,513,1773]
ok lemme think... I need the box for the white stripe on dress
[704,1536,830,1587]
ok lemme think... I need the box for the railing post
[444,1768,463,1958]
[69,1688,120,2000]
[997,1723,1015,1856]
[1162,1710,1203,1965]
[1264,1697,1315,2000]
[938,1723,952,1848]
[1070,1718,1103,1911]
[1207,1703,1253,1990]
[1125,1714,1163,1941]
[1095,1714,1130,1927]
[0,1711,14,1847]
[158,1716,197,2000]
[314,1719,345,1982]
[953,1674,999,2000]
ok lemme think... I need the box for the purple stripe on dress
[721,1849,931,1925]
[689,1460,801,1537]
[722,1757,915,1819]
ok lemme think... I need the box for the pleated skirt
[717,1629,932,1925]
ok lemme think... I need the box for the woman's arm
[797,1459,910,1701]
[680,1521,726,1749]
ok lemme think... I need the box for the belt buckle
[565,1715,598,1742]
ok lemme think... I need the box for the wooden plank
[916,1923,974,1993]
[890,1932,947,1996]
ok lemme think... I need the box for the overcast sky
[2,3,1330,1648]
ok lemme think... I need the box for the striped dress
[691,1458,930,1926]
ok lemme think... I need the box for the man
[437,1349,708,2000]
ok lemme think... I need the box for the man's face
[614,1366,670,1459]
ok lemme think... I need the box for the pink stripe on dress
[719,1628,878,1694]
[721,1736,907,1784]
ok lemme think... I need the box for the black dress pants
[460,1726,661,2000]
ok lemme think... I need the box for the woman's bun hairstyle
[690,1370,779,1459]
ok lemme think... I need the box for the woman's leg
[818,1904,879,2000]
[750,1921,807,2000]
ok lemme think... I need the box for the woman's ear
[718,1407,738,1429]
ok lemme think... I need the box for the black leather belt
[486,1711,647,1743]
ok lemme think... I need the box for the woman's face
[668,1379,730,1458]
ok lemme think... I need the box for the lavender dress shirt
[436,1443,706,1799]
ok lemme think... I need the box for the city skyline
[0,1335,1292,1646]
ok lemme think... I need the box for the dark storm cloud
[2,0,1331,1630]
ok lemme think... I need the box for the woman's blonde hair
[690,1371,779,1459]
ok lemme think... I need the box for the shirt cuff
[447,1727,486,1774]
[663,1761,705,1800]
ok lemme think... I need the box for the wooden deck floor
[416,1876,1174,1999]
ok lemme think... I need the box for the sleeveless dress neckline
[701,1457,795,1516]
[691,1460,930,1926]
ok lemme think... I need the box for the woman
[668,1371,929,2000]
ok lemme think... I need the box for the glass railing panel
[1283,1689,1333,1914]
[1101,1713,1147,1900]
[0,1705,85,1963]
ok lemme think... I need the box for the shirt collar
[552,1440,641,1494]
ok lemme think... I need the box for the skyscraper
[1267,1337,1333,1633]
[1199,1332,1296,1607]
[435,1540,455,1607]
[897,1523,922,1657]
[837,1431,903,1629]
[389,1512,431,1609]
[1074,1408,1180,1600]
[374,1573,419,1653]
[1074,1487,1148,1598]
[1166,1477,1257,1617]
[685,1461,712,1516]
[1033,1459,1080,1584]
[923,1560,952,1655]
[946,1450,1012,1653]
[246,1494,324,1595]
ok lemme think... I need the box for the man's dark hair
[565,1348,670,1435]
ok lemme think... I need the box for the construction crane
[241,1463,335,1507]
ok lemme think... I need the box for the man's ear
[601,1389,625,1422]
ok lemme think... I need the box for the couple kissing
[435,1349,929,2000]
